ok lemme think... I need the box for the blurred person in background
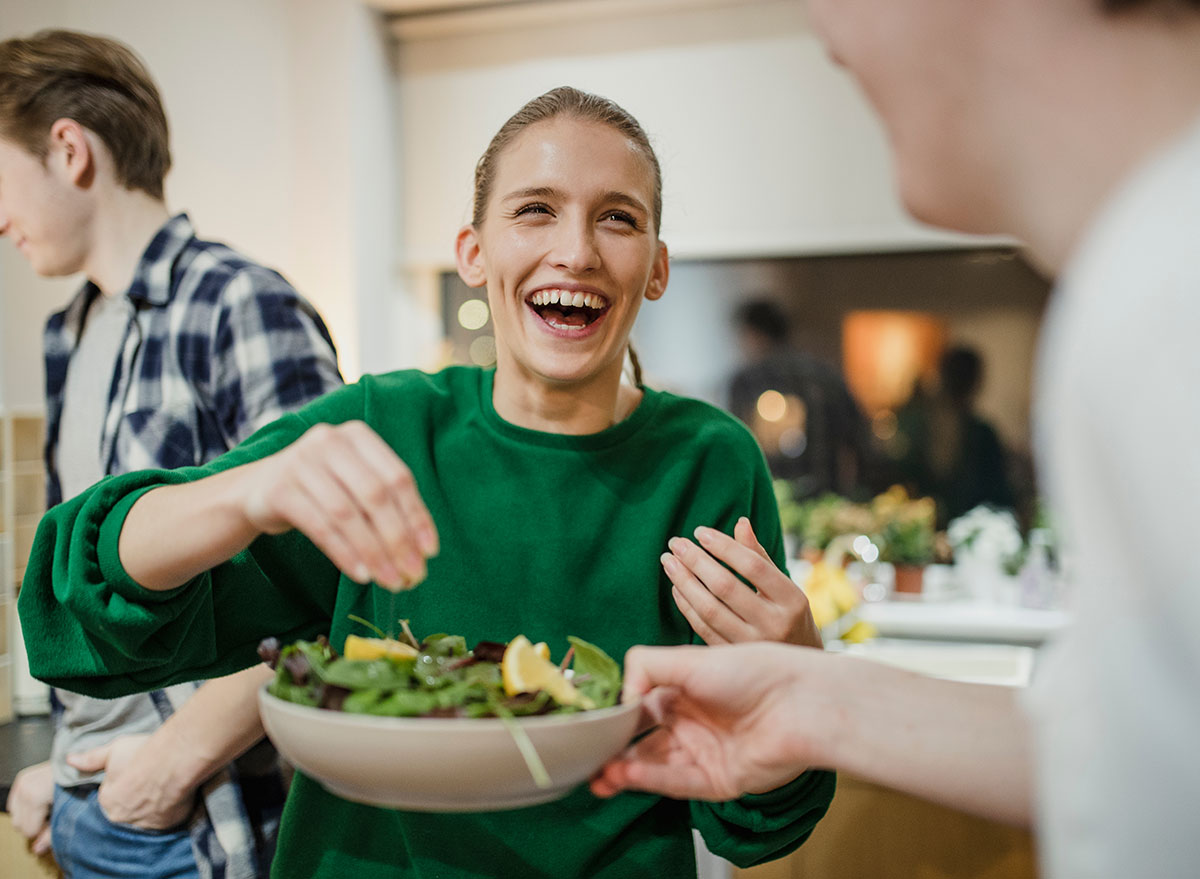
[727,297,871,499]
[891,344,1015,526]
[595,0,1200,876]
[0,29,342,878]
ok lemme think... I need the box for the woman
[19,87,833,878]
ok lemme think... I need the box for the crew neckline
[476,368,662,450]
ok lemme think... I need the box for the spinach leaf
[321,657,413,690]
[567,637,622,709]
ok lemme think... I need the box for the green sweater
[21,366,834,878]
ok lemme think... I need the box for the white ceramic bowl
[258,685,640,811]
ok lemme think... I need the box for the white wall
[394,0,994,274]
[0,0,405,410]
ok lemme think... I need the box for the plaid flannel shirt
[43,213,343,879]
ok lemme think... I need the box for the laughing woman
[19,87,833,878]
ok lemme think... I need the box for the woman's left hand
[665,517,822,648]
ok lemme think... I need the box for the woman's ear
[455,225,487,288]
[48,118,95,188]
[644,240,670,302]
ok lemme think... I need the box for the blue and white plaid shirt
[43,213,343,879]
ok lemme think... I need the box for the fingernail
[660,552,679,574]
[353,563,371,584]
[667,537,685,553]
[419,526,438,557]
[694,526,716,543]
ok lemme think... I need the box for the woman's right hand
[241,420,439,591]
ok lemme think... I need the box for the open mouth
[526,288,610,331]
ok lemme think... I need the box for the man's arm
[66,665,274,829]
[593,643,1033,826]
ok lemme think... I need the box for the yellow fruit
[839,620,878,644]
[501,635,593,708]
[343,634,419,662]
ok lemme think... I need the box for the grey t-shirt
[52,293,162,787]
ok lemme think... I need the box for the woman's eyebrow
[599,191,649,214]
[502,186,558,201]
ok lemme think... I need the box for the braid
[627,344,644,390]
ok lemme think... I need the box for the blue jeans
[51,785,199,879]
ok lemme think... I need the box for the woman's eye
[514,203,552,217]
[602,210,638,227]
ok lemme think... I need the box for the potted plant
[871,486,937,594]
[947,505,1025,603]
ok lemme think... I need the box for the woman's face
[456,116,668,391]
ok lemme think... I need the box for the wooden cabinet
[0,410,47,721]
[736,773,1038,879]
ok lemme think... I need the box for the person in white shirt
[593,1,1200,876]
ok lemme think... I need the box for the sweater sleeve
[17,386,366,699]
[687,430,837,866]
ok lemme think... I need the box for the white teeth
[528,289,607,309]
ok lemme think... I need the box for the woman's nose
[549,216,599,274]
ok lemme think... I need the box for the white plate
[258,685,641,812]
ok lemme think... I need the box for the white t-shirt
[1025,113,1200,878]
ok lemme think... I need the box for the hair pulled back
[470,86,662,235]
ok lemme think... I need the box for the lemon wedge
[343,634,419,662]
[501,635,593,708]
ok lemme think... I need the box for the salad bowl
[258,684,641,811]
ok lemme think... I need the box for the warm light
[843,310,947,416]
[458,299,490,331]
[756,390,788,422]
[469,335,496,366]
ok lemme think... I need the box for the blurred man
[892,345,1015,525]
[1,30,342,878]
[594,1,1200,876]
[727,298,870,498]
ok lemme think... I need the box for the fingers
[255,421,439,591]
[665,535,762,637]
[8,763,54,839]
[734,516,770,560]
[621,644,707,699]
[294,434,413,589]
[695,520,797,604]
[590,729,730,801]
[65,744,110,775]
[352,426,439,558]
[33,826,52,856]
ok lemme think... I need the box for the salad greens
[258,631,622,720]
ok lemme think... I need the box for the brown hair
[0,29,171,199]
[470,86,663,235]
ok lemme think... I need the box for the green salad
[258,627,623,720]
